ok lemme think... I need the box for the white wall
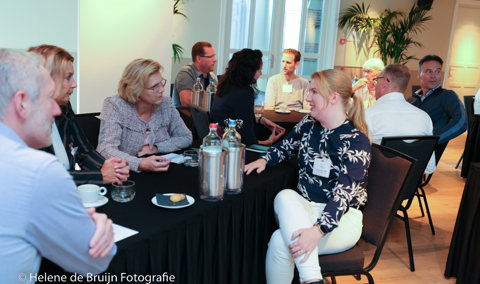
[171,0,223,80]
[0,0,77,51]
[79,0,173,113]
[0,0,79,110]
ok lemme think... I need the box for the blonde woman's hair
[117,58,163,103]
[28,44,74,100]
[311,69,369,139]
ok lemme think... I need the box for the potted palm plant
[173,0,187,63]
[338,3,432,65]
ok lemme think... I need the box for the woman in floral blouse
[245,69,371,284]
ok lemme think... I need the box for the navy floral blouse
[260,115,371,232]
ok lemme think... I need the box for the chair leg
[365,272,375,284]
[331,276,337,284]
[455,152,464,169]
[402,209,415,272]
[415,188,425,217]
[418,186,435,235]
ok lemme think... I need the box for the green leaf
[173,44,185,63]
[339,2,432,64]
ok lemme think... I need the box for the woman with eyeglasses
[352,58,384,108]
[97,58,192,172]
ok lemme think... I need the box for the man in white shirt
[264,49,309,111]
[0,49,115,283]
[474,88,480,114]
[365,63,436,173]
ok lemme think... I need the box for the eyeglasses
[146,78,167,92]
[373,77,389,86]
[200,54,216,59]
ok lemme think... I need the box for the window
[219,0,340,85]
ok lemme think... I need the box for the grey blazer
[97,95,192,172]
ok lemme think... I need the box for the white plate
[83,196,108,208]
[275,109,291,114]
[151,193,195,209]
[296,109,311,114]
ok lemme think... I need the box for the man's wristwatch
[314,224,327,236]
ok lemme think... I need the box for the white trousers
[265,189,363,283]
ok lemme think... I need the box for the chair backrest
[362,144,416,250]
[75,112,101,149]
[412,85,421,95]
[381,135,439,201]
[190,104,210,139]
[464,95,475,129]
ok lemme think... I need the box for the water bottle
[205,79,216,112]
[222,119,242,148]
[199,123,227,201]
[352,75,359,86]
[192,78,203,106]
[203,123,222,151]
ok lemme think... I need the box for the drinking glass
[183,150,199,167]
[111,180,136,202]
[254,105,264,118]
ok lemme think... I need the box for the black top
[41,102,105,185]
[210,88,258,144]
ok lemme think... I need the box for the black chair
[416,137,449,223]
[381,135,439,271]
[170,83,174,97]
[190,104,210,140]
[455,95,475,168]
[412,85,421,95]
[319,144,417,284]
[75,112,101,149]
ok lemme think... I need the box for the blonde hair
[28,44,74,100]
[117,58,163,103]
[311,69,369,139]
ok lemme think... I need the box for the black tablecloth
[445,163,480,283]
[461,114,480,178]
[40,149,299,284]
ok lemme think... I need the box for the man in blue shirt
[407,55,467,162]
[0,49,116,283]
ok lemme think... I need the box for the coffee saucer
[275,109,291,114]
[296,109,311,114]
[83,196,108,208]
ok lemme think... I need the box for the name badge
[282,84,293,93]
[313,157,331,178]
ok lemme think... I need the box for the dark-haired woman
[210,49,285,146]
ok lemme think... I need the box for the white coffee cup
[78,184,107,203]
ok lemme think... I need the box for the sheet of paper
[162,153,184,164]
[113,223,139,243]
